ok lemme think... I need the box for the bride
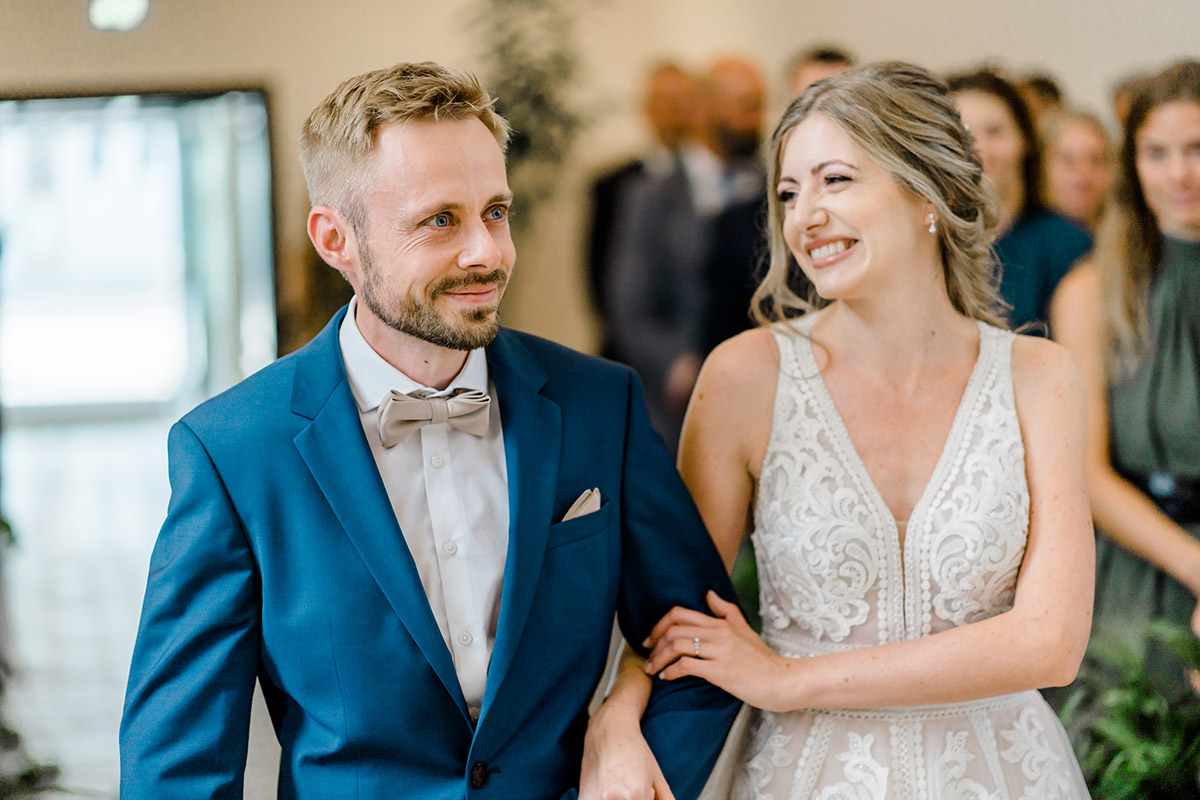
[581,61,1093,799]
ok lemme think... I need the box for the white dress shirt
[679,142,764,215]
[339,297,508,721]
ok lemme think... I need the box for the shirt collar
[642,144,677,178]
[339,295,490,413]
[678,143,727,215]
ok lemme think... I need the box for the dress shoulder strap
[769,316,818,381]
[977,321,1015,395]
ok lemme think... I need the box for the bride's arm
[676,329,778,569]
[645,335,1095,713]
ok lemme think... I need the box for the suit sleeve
[119,421,260,800]
[614,371,742,800]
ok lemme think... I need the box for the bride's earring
[927,213,937,234]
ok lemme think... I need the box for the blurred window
[0,91,275,421]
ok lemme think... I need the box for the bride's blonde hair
[752,61,1006,328]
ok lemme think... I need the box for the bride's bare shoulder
[697,327,781,397]
[686,327,781,475]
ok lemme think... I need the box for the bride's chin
[808,280,852,302]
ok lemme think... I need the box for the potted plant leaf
[1065,620,1200,799]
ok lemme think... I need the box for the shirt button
[469,707,480,724]
[458,630,474,646]
[430,454,446,468]
[443,540,458,555]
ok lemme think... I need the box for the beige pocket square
[561,488,601,522]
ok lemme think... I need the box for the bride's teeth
[811,241,849,260]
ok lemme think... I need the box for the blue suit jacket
[120,309,740,800]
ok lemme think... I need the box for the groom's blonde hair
[299,61,511,234]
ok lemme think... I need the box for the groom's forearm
[640,677,741,800]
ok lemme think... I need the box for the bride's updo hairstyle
[752,61,1006,328]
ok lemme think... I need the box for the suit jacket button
[470,761,490,789]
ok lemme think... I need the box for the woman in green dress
[1052,59,1200,692]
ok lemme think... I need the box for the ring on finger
[693,636,702,658]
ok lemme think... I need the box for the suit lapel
[290,310,469,720]
[481,330,561,712]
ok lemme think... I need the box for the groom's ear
[308,205,362,289]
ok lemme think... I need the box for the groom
[119,61,740,799]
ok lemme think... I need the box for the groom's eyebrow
[409,201,460,222]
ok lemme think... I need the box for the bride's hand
[644,590,798,712]
[579,701,674,800]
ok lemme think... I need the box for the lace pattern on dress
[755,319,1028,650]
[731,318,1084,799]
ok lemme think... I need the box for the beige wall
[2,0,1197,353]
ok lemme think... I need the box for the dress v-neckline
[798,319,992,550]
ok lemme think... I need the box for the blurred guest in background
[1016,71,1065,126]
[699,185,769,357]
[1112,72,1148,128]
[584,62,699,357]
[1052,59,1200,695]
[1042,109,1114,232]
[786,44,855,98]
[950,68,1092,331]
[607,57,766,453]
[700,45,858,365]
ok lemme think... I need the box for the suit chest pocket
[545,501,613,550]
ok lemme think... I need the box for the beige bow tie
[377,388,491,446]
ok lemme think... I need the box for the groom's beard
[358,236,508,351]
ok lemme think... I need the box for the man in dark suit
[585,63,697,357]
[119,61,739,800]
[701,189,769,356]
[606,58,766,454]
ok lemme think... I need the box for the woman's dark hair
[947,68,1044,219]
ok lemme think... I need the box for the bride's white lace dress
[731,317,1088,799]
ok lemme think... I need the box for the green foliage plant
[473,0,584,232]
[1067,620,1200,799]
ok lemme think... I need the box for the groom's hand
[580,697,675,800]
